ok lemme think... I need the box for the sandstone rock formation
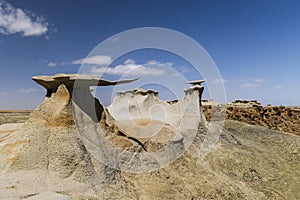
[0,74,299,199]
[79,79,207,173]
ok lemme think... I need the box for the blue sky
[0,0,300,109]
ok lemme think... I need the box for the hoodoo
[32,73,138,122]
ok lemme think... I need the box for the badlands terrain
[202,100,300,136]
[0,74,299,200]
[2,102,299,136]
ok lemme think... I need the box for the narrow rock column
[185,80,205,106]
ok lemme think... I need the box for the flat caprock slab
[32,73,138,90]
[187,79,205,85]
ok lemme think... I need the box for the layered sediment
[203,100,300,135]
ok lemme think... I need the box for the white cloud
[147,60,159,65]
[239,79,263,88]
[72,55,112,65]
[18,88,44,93]
[146,60,191,75]
[124,58,135,65]
[146,61,191,75]
[254,79,263,83]
[273,85,284,89]
[90,59,165,76]
[74,57,185,77]
[0,91,7,95]
[0,1,48,36]
[177,66,191,74]
[213,78,228,84]
[47,62,56,67]
[165,62,173,67]
[147,60,173,67]
[239,83,259,88]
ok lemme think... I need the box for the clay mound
[114,118,179,152]
[116,118,176,140]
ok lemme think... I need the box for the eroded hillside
[203,100,300,135]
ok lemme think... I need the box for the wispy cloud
[146,60,191,75]
[273,85,284,89]
[146,60,160,65]
[47,62,56,67]
[90,58,165,76]
[146,60,173,67]
[18,88,44,93]
[239,79,263,88]
[0,1,48,36]
[253,79,263,83]
[0,91,7,95]
[239,83,259,88]
[72,55,112,65]
[178,66,191,74]
[213,78,228,84]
